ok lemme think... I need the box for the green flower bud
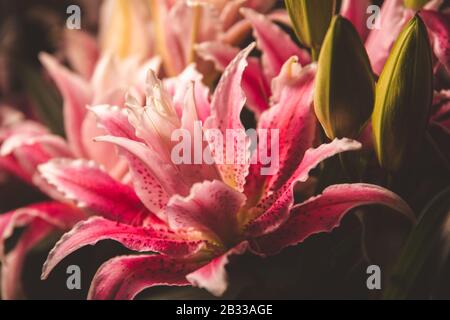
[372,15,433,172]
[285,0,336,60]
[404,0,431,11]
[314,15,375,140]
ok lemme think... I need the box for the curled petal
[1,133,72,182]
[88,254,198,300]
[245,138,362,237]
[241,8,310,79]
[196,41,270,115]
[41,216,204,280]
[186,241,248,296]
[251,184,414,255]
[244,60,316,208]
[205,43,255,192]
[1,202,85,256]
[165,180,246,246]
[38,159,151,225]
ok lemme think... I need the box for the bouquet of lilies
[0,0,449,300]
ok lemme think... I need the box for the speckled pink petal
[245,138,362,238]
[41,216,205,280]
[365,0,412,75]
[186,241,248,296]
[420,10,450,73]
[38,159,151,224]
[88,254,198,300]
[241,8,310,79]
[205,43,255,192]
[94,135,184,215]
[39,53,92,157]
[244,60,316,208]
[251,184,414,256]
[165,180,246,246]
[340,0,371,41]
[196,41,270,115]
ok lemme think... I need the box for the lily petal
[1,202,85,257]
[251,184,414,255]
[165,180,246,246]
[39,53,92,156]
[365,0,412,75]
[245,138,362,237]
[244,59,316,208]
[2,219,54,299]
[38,159,150,224]
[186,241,248,296]
[340,0,371,41]
[0,202,85,299]
[88,254,197,300]
[205,43,254,192]
[241,8,310,79]
[41,216,204,280]
[196,41,270,115]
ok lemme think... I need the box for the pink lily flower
[39,45,413,299]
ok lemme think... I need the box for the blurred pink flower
[0,33,159,300]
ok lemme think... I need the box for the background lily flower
[38,45,413,299]
[0,15,161,298]
[98,0,280,77]
[196,8,310,116]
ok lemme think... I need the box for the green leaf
[314,15,375,140]
[372,15,433,173]
[383,187,450,299]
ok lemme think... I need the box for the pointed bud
[372,15,433,172]
[404,0,431,11]
[314,16,375,140]
[285,0,336,60]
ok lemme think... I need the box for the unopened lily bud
[285,0,336,60]
[404,0,431,11]
[372,15,433,172]
[314,16,375,140]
